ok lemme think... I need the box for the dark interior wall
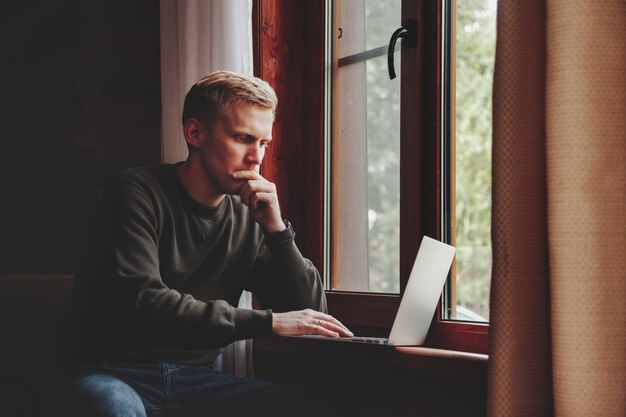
[0,0,161,273]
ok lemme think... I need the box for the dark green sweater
[73,163,326,364]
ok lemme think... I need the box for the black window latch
[388,19,418,80]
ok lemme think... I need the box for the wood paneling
[0,0,161,273]
[0,274,75,417]
[256,0,326,269]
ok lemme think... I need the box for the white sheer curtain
[160,0,254,163]
[159,0,254,378]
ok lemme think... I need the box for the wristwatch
[264,220,294,243]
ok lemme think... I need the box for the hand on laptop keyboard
[272,309,354,338]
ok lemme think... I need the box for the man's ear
[183,119,203,149]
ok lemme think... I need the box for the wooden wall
[254,0,326,269]
[0,0,161,273]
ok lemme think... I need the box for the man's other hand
[233,170,285,233]
[272,309,354,338]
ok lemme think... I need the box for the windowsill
[254,335,488,381]
[390,346,487,380]
[394,346,487,361]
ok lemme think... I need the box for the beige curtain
[159,0,255,378]
[488,1,625,417]
[160,0,254,163]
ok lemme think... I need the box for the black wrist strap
[264,220,294,244]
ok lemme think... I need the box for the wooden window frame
[254,0,488,355]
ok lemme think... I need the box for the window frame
[254,0,488,355]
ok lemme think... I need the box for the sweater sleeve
[247,227,328,314]
[102,175,273,348]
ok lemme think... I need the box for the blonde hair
[182,71,278,127]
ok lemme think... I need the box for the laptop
[294,236,456,346]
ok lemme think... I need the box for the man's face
[196,102,274,196]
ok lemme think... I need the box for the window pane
[450,0,496,321]
[332,0,401,293]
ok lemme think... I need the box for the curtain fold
[488,1,552,415]
[159,0,254,379]
[546,2,625,415]
[488,1,625,416]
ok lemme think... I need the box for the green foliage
[454,0,496,320]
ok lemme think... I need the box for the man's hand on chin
[232,170,285,233]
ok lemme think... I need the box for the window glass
[447,0,496,321]
[332,0,401,293]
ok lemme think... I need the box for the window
[326,0,493,345]
[254,0,491,353]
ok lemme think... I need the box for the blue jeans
[59,362,314,417]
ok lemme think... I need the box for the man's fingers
[239,179,276,206]
[232,171,284,232]
[315,313,353,336]
[316,320,353,337]
[233,170,262,180]
[310,314,353,337]
[249,192,277,210]
[309,321,340,338]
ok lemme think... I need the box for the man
[66,71,352,417]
